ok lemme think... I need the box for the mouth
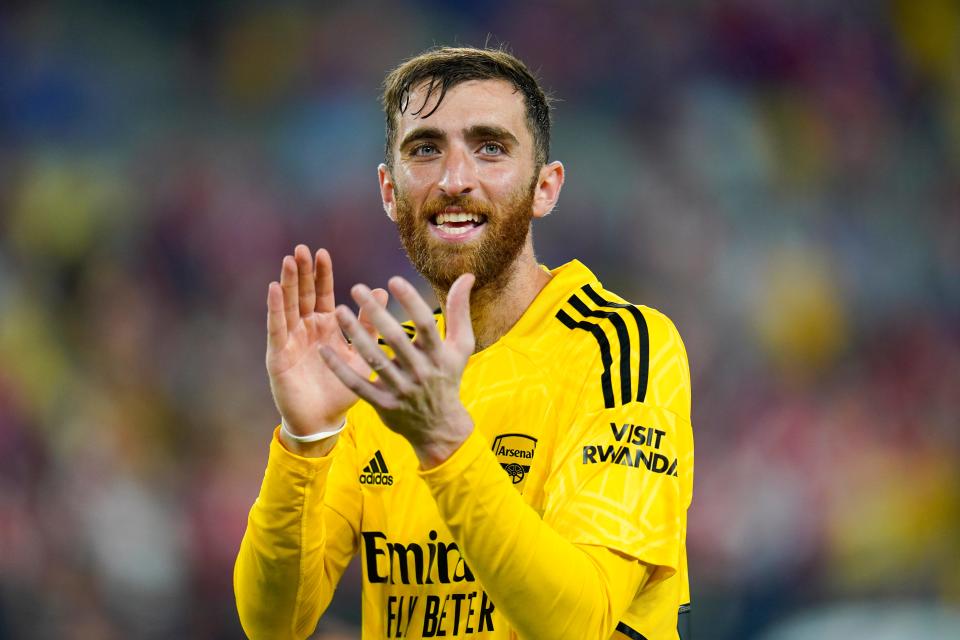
[428,208,488,242]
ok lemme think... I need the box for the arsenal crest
[491,433,537,492]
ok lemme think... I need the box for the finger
[351,284,430,377]
[266,281,287,347]
[319,345,396,408]
[280,255,300,330]
[388,277,442,354]
[295,244,315,317]
[314,248,335,313]
[445,273,476,355]
[336,304,412,392]
[358,288,389,339]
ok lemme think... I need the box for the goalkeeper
[235,45,694,640]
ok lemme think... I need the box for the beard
[394,181,535,291]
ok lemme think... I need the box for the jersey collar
[434,259,599,353]
[501,259,599,343]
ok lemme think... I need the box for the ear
[378,163,397,222]
[532,161,564,219]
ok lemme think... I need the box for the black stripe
[616,606,690,640]
[677,603,690,640]
[380,327,416,345]
[396,311,440,341]
[556,309,615,408]
[615,622,648,640]
[368,457,381,474]
[374,450,389,474]
[362,464,372,473]
[569,295,632,406]
[581,285,649,403]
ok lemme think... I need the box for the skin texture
[269,79,565,464]
[266,246,388,457]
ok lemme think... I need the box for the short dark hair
[381,46,553,168]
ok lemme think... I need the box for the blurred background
[1,0,958,638]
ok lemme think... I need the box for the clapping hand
[319,273,477,468]
[265,245,387,455]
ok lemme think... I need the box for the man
[235,46,693,640]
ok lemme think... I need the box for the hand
[266,245,387,453]
[319,273,476,468]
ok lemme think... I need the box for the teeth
[435,212,481,225]
[442,225,472,235]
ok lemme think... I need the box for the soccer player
[235,47,693,640]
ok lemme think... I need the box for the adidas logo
[359,450,394,486]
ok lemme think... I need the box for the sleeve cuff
[267,425,337,478]
[417,430,489,487]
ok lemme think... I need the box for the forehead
[397,78,530,142]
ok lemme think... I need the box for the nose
[437,145,476,197]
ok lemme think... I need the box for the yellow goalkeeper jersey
[235,259,694,640]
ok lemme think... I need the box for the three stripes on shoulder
[377,292,650,411]
[555,285,649,409]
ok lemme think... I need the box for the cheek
[395,166,437,199]
[479,164,516,186]
[481,166,534,200]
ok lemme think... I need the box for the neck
[435,239,551,352]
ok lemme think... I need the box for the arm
[234,427,360,639]
[421,390,691,638]
[420,431,652,639]
[235,245,387,638]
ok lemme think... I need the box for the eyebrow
[399,126,446,151]
[398,124,520,151]
[464,125,519,146]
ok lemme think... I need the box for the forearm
[419,432,648,640]
[234,428,354,639]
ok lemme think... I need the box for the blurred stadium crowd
[0,1,958,638]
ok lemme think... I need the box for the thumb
[358,288,389,338]
[445,273,475,356]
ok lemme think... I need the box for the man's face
[381,79,540,290]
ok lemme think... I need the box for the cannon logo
[492,433,537,492]
[360,450,394,486]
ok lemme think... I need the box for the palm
[266,246,385,434]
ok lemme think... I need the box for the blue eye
[411,144,438,157]
[481,142,504,155]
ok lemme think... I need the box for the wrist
[281,416,346,442]
[415,439,467,469]
[278,415,346,458]
[279,432,340,458]
[414,409,474,470]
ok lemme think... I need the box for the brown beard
[394,182,535,291]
